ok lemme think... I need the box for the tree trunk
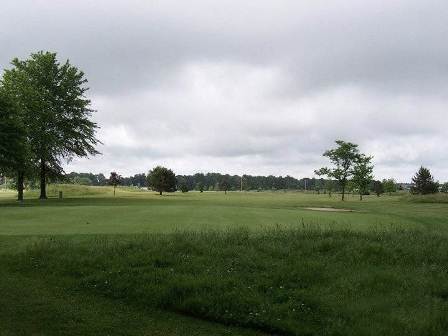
[39,159,47,199]
[17,171,24,202]
[114,185,116,196]
[359,193,362,201]
[159,190,162,195]
[341,184,345,201]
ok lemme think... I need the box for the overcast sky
[1,0,447,181]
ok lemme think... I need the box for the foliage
[1,51,100,199]
[0,92,31,200]
[108,172,121,187]
[108,172,121,196]
[73,176,92,185]
[382,179,397,195]
[351,154,374,200]
[0,93,25,171]
[373,180,384,196]
[411,167,439,195]
[178,177,189,193]
[147,166,177,195]
[66,170,339,192]
[175,173,333,192]
[197,182,204,193]
[315,140,361,201]
[218,174,231,194]
[324,180,335,197]
[441,182,448,193]
[122,173,147,188]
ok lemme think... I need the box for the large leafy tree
[147,166,176,195]
[351,154,374,201]
[411,167,439,195]
[315,140,360,201]
[0,92,31,201]
[2,51,100,199]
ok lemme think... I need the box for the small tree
[382,179,397,196]
[177,177,189,193]
[373,180,384,197]
[197,182,204,193]
[218,175,231,194]
[352,154,374,201]
[147,166,176,195]
[315,140,360,201]
[109,172,121,196]
[325,180,334,197]
[411,167,439,195]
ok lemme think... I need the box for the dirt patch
[304,207,355,212]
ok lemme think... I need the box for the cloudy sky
[1,0,447,181]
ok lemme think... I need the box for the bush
[441,183,448,193]
[180,183,189,193]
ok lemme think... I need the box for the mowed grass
[1,185,448,235]
[1,186,448,335]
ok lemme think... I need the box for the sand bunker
[304,207,355,212]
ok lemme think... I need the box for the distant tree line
[60,170,407,196]
[6,166,446,198]
[63,171,340,192]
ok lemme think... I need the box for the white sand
[304,207,355,212]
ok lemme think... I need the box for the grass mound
[7,228,448,335]
[45,184,115,197]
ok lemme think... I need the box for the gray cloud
[1,0,447,181]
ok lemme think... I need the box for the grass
[402,193,448,203]
[0,269,263,336]
[1,185,448,236]
[1,185,448,335]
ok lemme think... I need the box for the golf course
[1,186,448,335]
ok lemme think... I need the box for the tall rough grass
[8,228,448,335]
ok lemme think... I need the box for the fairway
[1,187,448,335]
[1,186,447,236]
